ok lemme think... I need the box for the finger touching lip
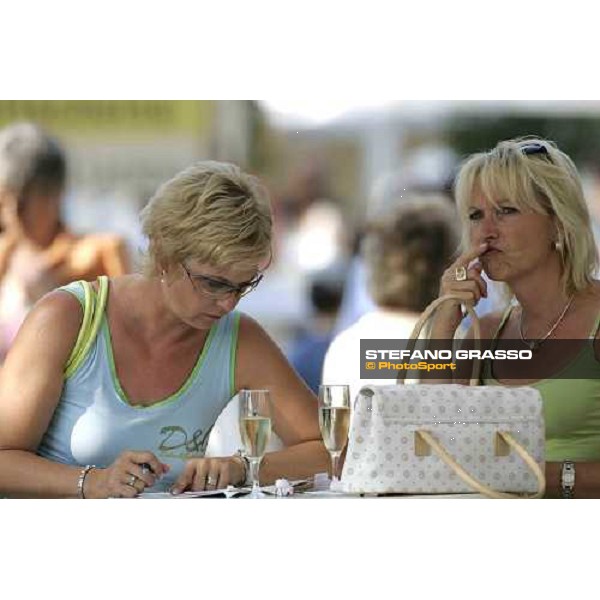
[466,243,490,261]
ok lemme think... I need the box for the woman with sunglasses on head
[429,137,600,498]
[0,161,329,498]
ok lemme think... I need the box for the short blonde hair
[140,161,272,275]
[454,137,598,294]
[363,196,459,312]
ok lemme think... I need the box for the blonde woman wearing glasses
[431,137,600,498]
[0,161,329,498]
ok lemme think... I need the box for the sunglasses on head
[521,142,549,157]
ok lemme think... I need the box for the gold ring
[128,474,137,487]
[455,266,468,281]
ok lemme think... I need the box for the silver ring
[455,266,468,282]
[207,475,217,486]
[128,474,137,487]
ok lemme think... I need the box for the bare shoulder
[72,233,131,276]
[585,281,600,322]
[480,311,508,338]
[235,312,299,392]
[0,288,87,450]
[4,288,84,367]
[75,232,127,249]
[237,312,277,351]
[30,288,83,334]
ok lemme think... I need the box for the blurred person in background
[278,161,348,302]
[0,161,329,498]
[333,159,453,334]
[323,196,459,401]
[239,160,349,361]
[0,122,130,362]
[288,263,346,393]
[334,156,504,335]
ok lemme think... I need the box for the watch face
[562,462,575,491]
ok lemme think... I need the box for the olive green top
[482,306,600,462]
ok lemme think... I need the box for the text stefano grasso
[364,349,533,361]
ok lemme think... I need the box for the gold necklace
[519,295,575,351]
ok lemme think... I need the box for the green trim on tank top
[102,317,219,410]
[229,312,241,397]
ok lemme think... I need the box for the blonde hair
[454,137,598,294]
[140,161,272,275]
[363,196,459,312]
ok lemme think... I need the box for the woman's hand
[85,451,170,498]
[428,243,490,340]
[170,456,246,494]
[440,242,489,305]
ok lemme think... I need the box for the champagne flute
[318,384,351,489]
[239,389,272,499]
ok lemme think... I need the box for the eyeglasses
[181,263,263,299]
[521,142,549,157]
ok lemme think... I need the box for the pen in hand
[140,462,153,476]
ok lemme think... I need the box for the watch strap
[560,461,575,499]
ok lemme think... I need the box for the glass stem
[330,452,340,481]
[249,458,261,491]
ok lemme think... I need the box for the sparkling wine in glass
[239,389,272,499]
[318,384,351,489]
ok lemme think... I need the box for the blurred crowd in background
[3,100,600,393]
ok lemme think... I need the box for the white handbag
[340,295,546,498]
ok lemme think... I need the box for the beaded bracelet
[77,465,96,499]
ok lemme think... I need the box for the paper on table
[137,480,312,499]
[138,487,248,499]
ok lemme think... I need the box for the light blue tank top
[37,280,241,491]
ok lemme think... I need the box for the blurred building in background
[4,100,600,351]
[258,99,600,349]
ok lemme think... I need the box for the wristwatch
[560,461,575,498]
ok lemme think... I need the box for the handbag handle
[415,430,546,499]
[397,294,482,386]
